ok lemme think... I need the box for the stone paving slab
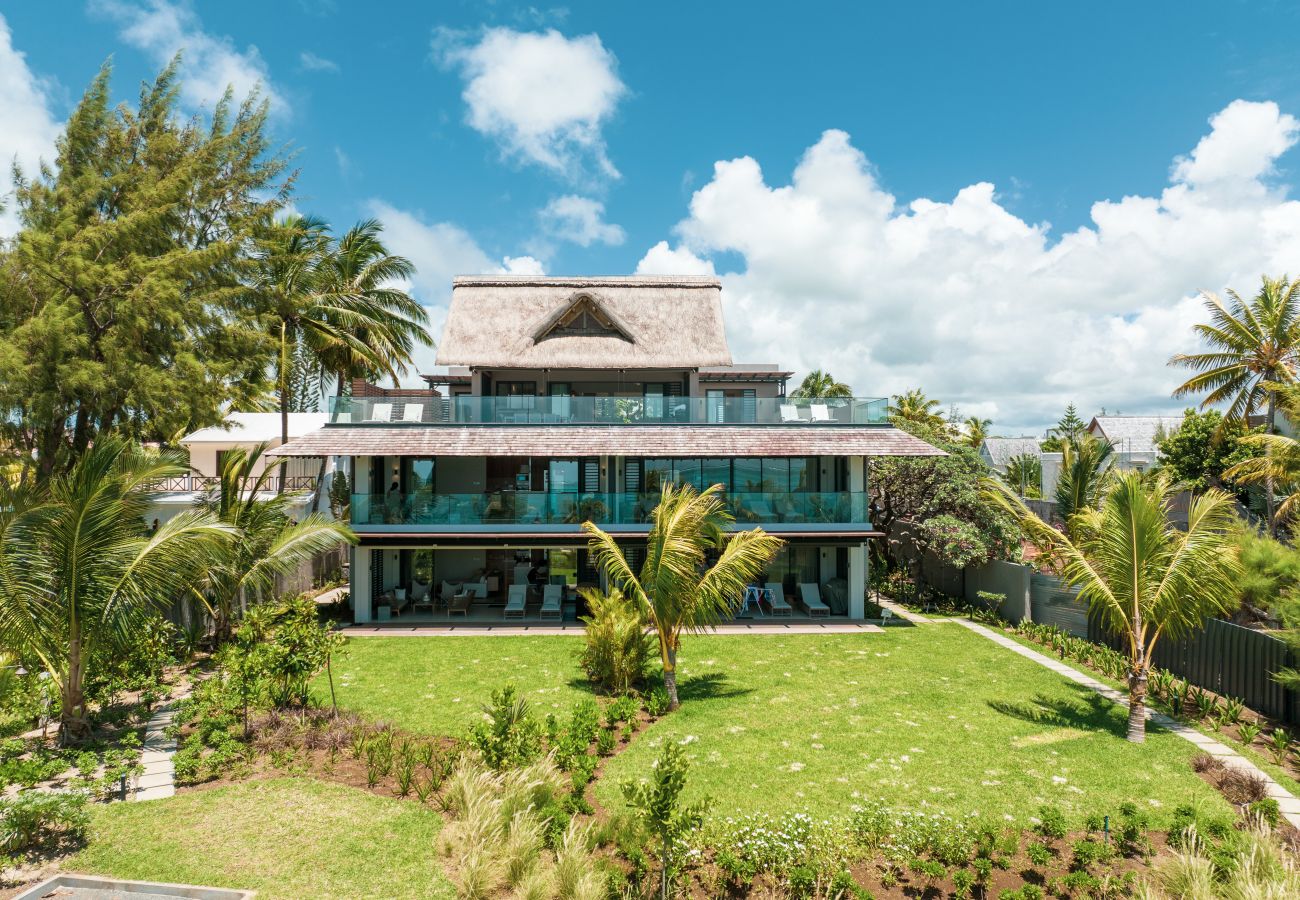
[131,694,186,802]
[955,618,1300,830]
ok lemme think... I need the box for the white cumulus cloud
[538,195,625,247]
[434,27,625,183]
[639,102,1300,433]
[0,13,61,236]
[94,0,284,113]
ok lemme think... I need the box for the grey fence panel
[1088,613,1297,723]
[1030,574,1088,637]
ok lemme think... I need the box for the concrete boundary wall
[963,560,1031,622]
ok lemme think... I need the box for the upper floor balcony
[328,395,889,427]
[352,489,870,529]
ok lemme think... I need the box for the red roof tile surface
[268,425,944,458]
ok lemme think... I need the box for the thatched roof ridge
[436,275,732,369]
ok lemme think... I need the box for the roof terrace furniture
[401,403,424,423]
[810,404,832,423]
[367,402,393,423]
[799,583,830,617]
[780,404,804,424]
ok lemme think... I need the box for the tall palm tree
[790,369,852,400]
[1170,276,1300,531]
[0,441,233,743]
[1003,453,1042,498]
[1055,436,1115,525]
[987,473,1240,742]
[193,444,356,642]
[963,416,992,448]
[247,215,430,447]
[582,483,783,710]
[1223,382,1300,528]
[313,218,429,398]
[889,388,945,430]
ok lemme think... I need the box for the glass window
[732,458,762,492]
[548,459,580,492]
[644,384,665,419]
[706,390,725,423]
[701,458,731,491]
[644,459,672,493]
[673,458,703,489]
[791,457,816,492]
[761,458,790,491]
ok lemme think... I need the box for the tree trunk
[60,637,92,746]
[1267,393,1278,536]
[1126,668,1148,743]
[663,645,680,711]
[278,321,289,493]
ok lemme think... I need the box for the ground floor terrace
[349,537,874,624]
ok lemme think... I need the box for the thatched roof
[435,276,732,369]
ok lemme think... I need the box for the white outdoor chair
[401,403,424,423]
[780,404,804,424]
[367,402,393,423]
[809,404,833,423]
[505,584,527,618]
[764,582,792,616]
[540,584,562,619]
[799,583,831,618]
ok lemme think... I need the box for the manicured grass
[320,635,595,734]
[325,626,1228,827]
[68,778,453,899]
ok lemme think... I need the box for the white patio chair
[505,584,527,618]
[780,404,804,424]
[799,583,830,618]
[367,402,393,423]
[540,584,562,619]
[764,582,792,616]
[809,404,832,423]
[401,403,424,423]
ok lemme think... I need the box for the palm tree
[247,215,431,447]
[1003,453,1042,498]
[790,370,852,400]
[582,483,783,710]
[1170,276,1300,531]
[1223,382,1300,527]
[1055,436,1114,525]
[963,416,992,448]
[193,444,356,642]
[313,219,429,398]
[889,388,945,429]
[987,472,1240,742]
[0,441,234,743]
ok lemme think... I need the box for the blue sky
[5,2,1300,432]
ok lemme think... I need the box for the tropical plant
[1222,383,1300,531]
[889,389,946,430]
[790,369,852,400]
[1170,276,1300,531]
[622,740,710,900]
[1054,436,1114,525]
[1154,407,1262,497]
[577,587,654,694]
[246,215,431,446]
[192,444,355,642]
[963,417,992,448]
[0,441,234,742]
[229,593,345,710]
[987,472,1241,742]
[583,483,782,710]
[1003,453,1043,498]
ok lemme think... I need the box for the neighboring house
[978,437,1042,475]
[269,274,944,623]
[1086,415,1179,472]
[148,412,328,525]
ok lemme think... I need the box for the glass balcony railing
[352,490,870,527]
[328,395,889,426]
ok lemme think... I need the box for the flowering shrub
[706,811,846,875]
[849,800,979,865]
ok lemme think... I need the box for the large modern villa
[272,275,943,624]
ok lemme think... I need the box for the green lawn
[68,778,453,899]
[325,625,1227,827]
[321,634,596,733]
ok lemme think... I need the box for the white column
[353,547,372,623]
[848,543,866,619]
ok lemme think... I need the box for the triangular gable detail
[530,292,636,344]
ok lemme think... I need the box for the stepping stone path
[954,618,1300,829]
[133,699,182,801]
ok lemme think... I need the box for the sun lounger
[401,403,424,423]
[809,403,833,423]
[541,584,562,619]
[764,582,792,616]
[505,584,527,618]
[367,402,393,423]
[780,404,804,424]
[799,583,830,618]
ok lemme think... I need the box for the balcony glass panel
[328,395,890,426]
[351,491,869,527]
